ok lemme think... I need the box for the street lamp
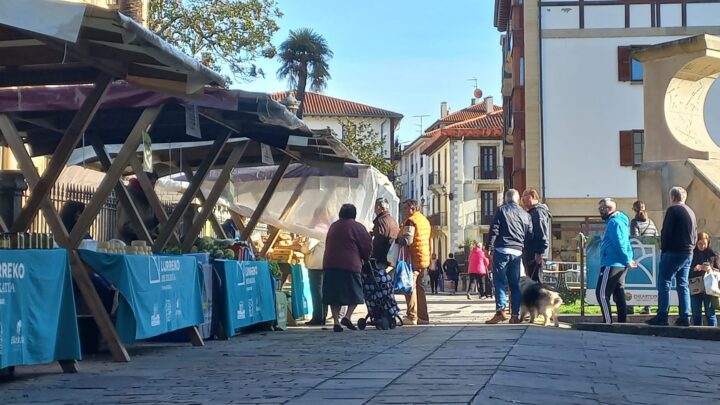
[441,185,454,201]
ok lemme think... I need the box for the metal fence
[23,184,228,243]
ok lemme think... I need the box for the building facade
[272,91,403,165]
[495,0,720,260]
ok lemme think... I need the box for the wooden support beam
[186,326,205,346]
[152,131,232,252]
[92,142,153,244]
[69,106,162,247]
[229,211,246,234]
[181,164,227,240]
[259,176,309,257]
[181,142,249,252]
[0,215,8,233]
[73,252,130,362]
[240,156,292,241]
[12,74,112,232]
[58,360,79,373]
[0,114,69,247]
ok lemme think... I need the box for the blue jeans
[657,251,692,322]
[492,252,522,315]
[690,294,717,326]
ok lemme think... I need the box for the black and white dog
[519,277,563,327]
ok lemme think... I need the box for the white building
[401,98,504,259]
[495,0,720,260]
[272,91,403,164]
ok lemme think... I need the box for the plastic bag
[386,243,399,267]
[704,271,720,297]
[393,246,414,294]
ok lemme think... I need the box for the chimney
[470,98,478,105]
[485,96,494,113]
[440,102,448,119]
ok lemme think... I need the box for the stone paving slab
[3,294,720,404]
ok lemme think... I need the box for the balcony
[429,212,447,228]
[429,171,442,190]
[468,211,493,226]
[473,166,504,181]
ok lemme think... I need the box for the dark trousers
[596,266,628,324]
[308,269,327,323]
[523,256,543,283]
[429,271,440,294]
[479,274,492,297]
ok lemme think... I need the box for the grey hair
[375,197,390,212]
[504,189,520,204]
[598,197,617,210]
[670,186,687,203]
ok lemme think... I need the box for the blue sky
[237,0,503,145]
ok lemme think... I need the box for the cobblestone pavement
[3,293,720,404]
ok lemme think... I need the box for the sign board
[261,144,274,165]
[185,104,202,139]
[586,236,678,306]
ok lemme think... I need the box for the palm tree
[277,28,333,118]
[119,0,144,24]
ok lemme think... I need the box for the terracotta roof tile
[422,111,504,155]
[425,102,501,131]
[271,91,403,119]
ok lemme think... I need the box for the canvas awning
[0,0,223,93]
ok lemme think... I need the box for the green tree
[334,119,394,175]
[148,0,282,82]
[276,28,333,118]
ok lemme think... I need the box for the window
[420,156,423,168]
[619,130,644,166]
[618,46,647,82]
[479,146,498,179]
[420,175,424,198]
[481,191,497,225]
[519,56,525,86]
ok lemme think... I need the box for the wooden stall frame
[259,176,310,257]
[240,156,293,241]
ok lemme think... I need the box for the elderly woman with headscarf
[322,204,372,332]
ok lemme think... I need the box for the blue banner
[184,253,213,339]
[214,260,276,336]
[586,236,676,306]
[1,249,81,369]
[78,250,203,344]
[290,264,313,319]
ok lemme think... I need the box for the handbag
[703,271,720,297]
[689,275,705,295]
[393,246,414,294]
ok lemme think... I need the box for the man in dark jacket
[486,189,533,324]
[371,197,399,265]
[521,189,551,283]
[116,176,160,243]
[646,186,697,326]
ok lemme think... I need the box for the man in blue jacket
[485,189,533,324]
[596,198,637,324]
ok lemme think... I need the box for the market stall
[0,1,354,368]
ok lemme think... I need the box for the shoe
[305,320,323,326]
[333,324,343,332]
[485,311,509,324]
[640,307,651,315]
[645,316,669,326]
[417,318,430,325]
[341,317,357,330]
[402,316,417,325]
[674,318,690,327]
[509,315,521,324]
[466,294,471,300]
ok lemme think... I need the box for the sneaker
[417,319,430,325]
[640,307,651,315]
[674,318,690,327]
[402,316,417,326]
[645,316,669,326]
[485,311,509,324]
[509,315,521,324]
[333,324,343,332]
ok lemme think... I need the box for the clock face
[706,79,720,147]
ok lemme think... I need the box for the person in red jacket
[466,241,491,299]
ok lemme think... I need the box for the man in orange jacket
[397,199,431,325]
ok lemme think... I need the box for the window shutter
[618,46,631,82]
[619,131,634,166]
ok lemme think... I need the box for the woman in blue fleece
[596,198,637,324]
